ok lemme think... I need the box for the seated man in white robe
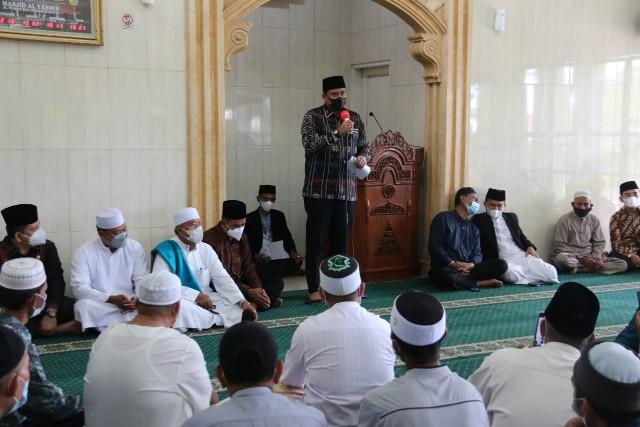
[473,188,559,285]
[151,207,257,330]
[277,255,396,427]
[84,271,215,427]
[358,291,489,427]
[71,208,147,332]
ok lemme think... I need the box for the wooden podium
[349,131,424,282]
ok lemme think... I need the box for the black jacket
[472,212,535,261]
[244,208,297,257]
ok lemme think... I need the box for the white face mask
[110,231,128,249]
[260,201,273,212]
[31,292,47,318]
[624,196,640,208]
[227,226,245,241]
[487,209,502,219]
[27,228,46,247]
[187,226,203,244]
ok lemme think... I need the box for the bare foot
[55,321,83,336]
[477,279,503,288]
[305,291,322,303]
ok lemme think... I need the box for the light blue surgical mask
[30,293,47,319]
[8,378,28,415]
[110,232,128,249]
[467,201,480,215]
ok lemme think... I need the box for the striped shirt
[301,105,369,201]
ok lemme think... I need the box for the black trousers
[255,259,299,301]
[304,197,356,293]
[609,250,640,272]
[429,259,508,290]
[24,411,84,427]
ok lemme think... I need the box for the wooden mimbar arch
[185,0,472,270]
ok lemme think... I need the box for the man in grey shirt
[182,321,326,427]
[551,190,626,275]
[358,291,488,427]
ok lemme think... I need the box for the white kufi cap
[319,255,362,296]
[136,271,181,305]
[573,190,592,201]
[390,291,446,346]
[173,207,200,226]
[0,258,47,290]
[96,208,125,229]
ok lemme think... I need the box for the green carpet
[35,272,640,398]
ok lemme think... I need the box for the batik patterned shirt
[610,207,640,257]
[301,105,369,201]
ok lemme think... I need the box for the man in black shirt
[0,204,77,336]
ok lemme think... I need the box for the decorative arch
[224,0,446,83]
[185,0,472,271]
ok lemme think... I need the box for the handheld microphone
[369,112,384,133]
[339,110,358,137]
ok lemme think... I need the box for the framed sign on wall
[0,0,102,45]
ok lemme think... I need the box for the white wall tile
[64,44,108,68]
[18,41,65,65]
[105,0,149,70]
[148,71,187,149]
[108,69,150,150]
[68,150,112,232]
[0,39,19,64]
[0,63,23,149]
[0,151,25,209]
[147,0,185,71]
[150,150,187,228]
[261,28,290,88]
[24,150,70,233]
[66,67,110,150]
[20,64,68,150]
[110,150,151,229]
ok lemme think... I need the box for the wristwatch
[45,308,57,318]
[237,299,247,307]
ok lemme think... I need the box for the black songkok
[620,181,639,195]
[259,185,276,195]
[545,282,599,339]
[485,188,506,202]
[322,75,346,92]
[222,200,246,220]
[0,327,25,377]
[219,322,278,385]
[1,204,38,227]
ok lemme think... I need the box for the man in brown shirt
[551,191,626,275]
[610,180,640,271]
[203,200,277,311]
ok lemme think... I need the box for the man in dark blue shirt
[428,187,507,291]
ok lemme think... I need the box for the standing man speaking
[301,75,369,303]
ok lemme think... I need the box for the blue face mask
[467,201,480,215]
[8,378,28,415]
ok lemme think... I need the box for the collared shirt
[551,211,605,258]
[0,236,66,309]
[0,310,81,427]
[610,207,640,257]
[70,238,148,302]
[301,105,369,201]
[428,210,482,267]
[152,237,245,304]
[182,387,327,427]
[468,342,581,427]
[84,323,212,427]
[281,301,396,427]
[493,215,524,258]
[358,367,489,427]
[260,211,273,254]
[203,224,262,296]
